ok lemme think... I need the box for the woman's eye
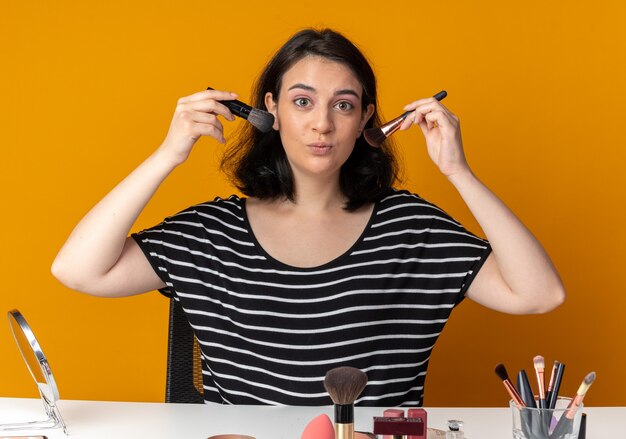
[294,97,311,107]
[335,101,354,111]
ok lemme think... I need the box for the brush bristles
[247,109,275,133]
[363,128,387,148]
[533,355,545,370]
[494,363,509,381]
[577,371,596,395]
[324,366,368,405]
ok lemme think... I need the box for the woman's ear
[359,104,375,134]
[264,92,279,131]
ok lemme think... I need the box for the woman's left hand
[399,96,470,178]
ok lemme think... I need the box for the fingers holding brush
[159,89,239,165]
[401,97,468,178]
[363,90,447,147]
[177,89,239,121]
[399,96,452,129]
[404,100,457,133]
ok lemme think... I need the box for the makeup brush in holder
[496,356,593,439]
[533,355,547,409]
[324,366,368,439]
[550,372,595,438]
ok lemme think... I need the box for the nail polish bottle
[445,420,465,439]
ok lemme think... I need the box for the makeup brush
[533,355,547,409]
[565,372,596,418]
[550,372,596,437]
[517,369,537,408]
[206,86,275,132]
[546,361,565,410]
[494,363,526,408]
[324,366,368,439]
[544,360,558,408]
[498,365,540,439]
[363,90,447,147]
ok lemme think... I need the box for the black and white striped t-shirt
[132,189,491,406]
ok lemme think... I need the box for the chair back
[165,298,204,403]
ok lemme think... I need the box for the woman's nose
[312,107,334,133]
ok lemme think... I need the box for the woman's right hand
[157,89,239,166]
[52,88,239,297]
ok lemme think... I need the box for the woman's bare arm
[401,96,565,314]
[52,89,238,296]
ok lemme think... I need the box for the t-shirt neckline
[240,197,380,271]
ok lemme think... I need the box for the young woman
[52,28,565,406]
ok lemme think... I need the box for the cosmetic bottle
[445,420,465,439]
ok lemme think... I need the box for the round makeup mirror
[1,309,67,434]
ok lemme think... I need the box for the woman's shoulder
[377,188,460,224]
[201,194,245,210]
[379,188,437,210]
[168,194,246,223]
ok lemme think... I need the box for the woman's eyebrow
[335,88,360,99]
[287,83,361,99]
[287,83,315,92]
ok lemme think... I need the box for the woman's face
[265,56,374,183]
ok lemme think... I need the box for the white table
[0,398,621,439]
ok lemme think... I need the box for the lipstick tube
[383,409,405,439]
[407,409,427,439]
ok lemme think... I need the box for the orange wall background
[1,1,625,407]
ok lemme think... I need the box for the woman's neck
[289,174,346,213]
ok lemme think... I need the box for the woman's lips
[308,143,333,154]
